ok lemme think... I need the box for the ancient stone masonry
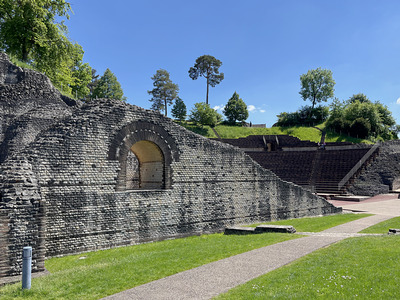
[348,140,400,196]
[0,53,340,277]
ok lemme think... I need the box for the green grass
[247,213,372,232]
[360,216,400,234]
[180,122,217,138]
[0,214,377,299]
[181,122,371,144]
[215,236,400,299]
[0,233,299,300]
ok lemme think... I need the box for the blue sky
[66,0,400,126]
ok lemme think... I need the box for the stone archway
[108,121,180,191]
[126,140,165,189]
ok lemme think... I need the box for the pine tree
[188,55,224,104]
[92,68,125,100]
[171,97,187,123]
[148,69,179,116]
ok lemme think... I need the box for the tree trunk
[206,76,209,105]
[21,40,29,62]
[164,99,168,116]
[308,96,316,119]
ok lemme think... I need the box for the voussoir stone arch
[108,120,180,190]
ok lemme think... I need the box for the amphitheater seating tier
[218,135,375,193]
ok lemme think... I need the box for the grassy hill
[181,123,371,144]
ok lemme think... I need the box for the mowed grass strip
[248,213,372,232]
[360,216,400,234]
[215,236,400,299]
[0,233,299,300]
[0,213,370,299]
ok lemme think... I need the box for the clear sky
[65,0,400,126]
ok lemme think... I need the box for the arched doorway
[109,120,180,191]
[126,140,165,189]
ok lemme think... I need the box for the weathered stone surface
[224,225,297,235]
[255,225,296,234]
[388,228,400,235]
[224,227,256,235]
[348,141,400,196]
[0,53,340,277]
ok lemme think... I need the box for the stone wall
[0,54,340,277]
[0,52,79,164]
[348,141,400,196]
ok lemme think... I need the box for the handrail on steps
[337,142,381,191]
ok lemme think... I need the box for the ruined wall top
[0,52,79,106]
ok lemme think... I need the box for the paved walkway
[103,194,400,300]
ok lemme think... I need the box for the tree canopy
[189,102,222,127]
[223,92,249,124]
[0,0,95,99]
[171,97,187,123]
[0,0,72,62]
[92,68,125,101]
[148,69,179,116]
[326,96,398,140]
[276,105,329,127]
[188,55,224,104]
[299,67,335,117]
[348,93,370,104]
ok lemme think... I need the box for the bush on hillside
[189,102,222,127]
[276,105,328,127]
[326,96,399,140]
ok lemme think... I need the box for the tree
[223,92,249,124]
[171,97,187,123]
[0,0,72,62]
[92,68,126,101]
[276,105,329,127]
[348,93,371,104]
[188,55,224,104]
[299,67,335,117]
[70,59,92,99]
[189,102,222,127]
[148,69,179,116]
[326,96,399,140]
[0,1,94,99]
[87,69,100,100]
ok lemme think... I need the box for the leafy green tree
[0,1,94,99]
[299,67,335,117]
[348,93,371,104]
[0,0,72,62]
[171,97,187,123]
[326,96,398,140]
[188,55,224,104]
[92,68,126,101]
[276,105,329,127]
[148,69,179,116]
[223,92,249,124]
[189,102,222,127]
[70,60,92,99]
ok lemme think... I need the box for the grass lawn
[0,213,374,299]
[360,216,400,234]
[247,213,372,232]
[180,122,370,144]
[0,233,299,300]
[215,236,400,299]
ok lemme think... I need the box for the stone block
[224,227,256,235]
[255,225,296,234]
